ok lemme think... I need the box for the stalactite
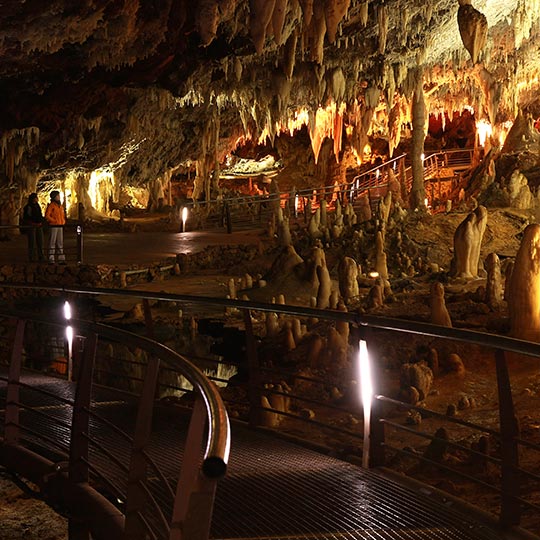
[324,0,351,44]
[250,0,276,54]
[473,65,502,125]
[282,29,298,80]
[272,0,288,45]
[299,0,314,27]
[377,3,388,55]
[359,0,369,26]
[410,73,426,209]
[197,0,220,46]
[309,1,326,64]
[457,0,488,64]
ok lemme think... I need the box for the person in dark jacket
[22,192,44,262]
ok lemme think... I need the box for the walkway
[0,228,264,266]
[0,372,515,540]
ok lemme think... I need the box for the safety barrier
[183,148,475,232]
[0,306,230,540]
[1,283,538,536]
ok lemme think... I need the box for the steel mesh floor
[0,373,514,540]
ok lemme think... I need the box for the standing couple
[22,190,66,263]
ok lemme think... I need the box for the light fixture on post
[358,338,373,468]
[64,301,73,382]
[181,207,188,233]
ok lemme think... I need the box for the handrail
[0,307,231,477]
[6,283,540,358]
[2,283,540,535]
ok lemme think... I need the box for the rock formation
[450,206,488,278]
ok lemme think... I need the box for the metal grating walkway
[0,373,513,540]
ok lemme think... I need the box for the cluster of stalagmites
[218,188,540,431]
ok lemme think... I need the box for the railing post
[495,349,521,527]
[170,397,219,540]
[76,225,83,265]
[142,299,155,339]
[243,309,261,427]
[225,203,232,234]
[68,332,97,540]
[358,326,385,468]
[124,356,160,540]
[5,319,26,445]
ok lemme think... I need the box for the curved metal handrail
[0,307,230,477]
[6,282,540,358]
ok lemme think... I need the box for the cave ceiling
[0,0,539,196]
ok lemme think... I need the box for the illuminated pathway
[0,372,519,540]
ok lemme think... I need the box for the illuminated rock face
[508,224,540,342]
[0,0,536,213]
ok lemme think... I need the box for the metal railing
[183,149,475,232]
[0,306,230,540]
[0,224,84,264]
[1,283,537,536]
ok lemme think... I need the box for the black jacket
[22,201,44,225]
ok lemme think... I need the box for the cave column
[410,74,426,210]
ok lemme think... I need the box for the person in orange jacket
[44,190,66,263]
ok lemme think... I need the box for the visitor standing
[22,192,45,262]
[45,190,66,264]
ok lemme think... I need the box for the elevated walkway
[0,371,513,540]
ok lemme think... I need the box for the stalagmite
[308,335,323,367]
[308,208,323,239]
[316,264,332,309]
[357,195,372,222]
[228,278,237,299]
[367,283,384,309]
[261,395,279,427]
[457,0,488,64]
[504,261,514,302]
[410,72,426,210]
[266,311,280,337]
[508,224,540,341]
[338,256,359,303]
[329,290,339,309]
[284,322,296,350]
[327,326,347,366]
[336,301,349,344]
[245,273,253,289]
[278,215,292,246]
[430,282,452,327]
[375,231,389,279]
[450,206,488,278]
[320,199,328,228]
[485,253,503,310]
[292,318,303,343]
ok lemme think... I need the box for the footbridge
[0,284,537,540]
[187,148,476,232]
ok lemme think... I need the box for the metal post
[142,299,155,340]
[225,203,232,234]
[170,397,219,540]
[495,349,521,527]
[68,332,97,540]
[5,319,26,444]
[76,225,83,265]
[243,309,261,427]
[124,357,160,540]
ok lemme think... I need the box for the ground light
[181,207,188,232]
[64,301,73,381]
[359,339,373,468]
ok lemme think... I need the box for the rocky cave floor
[3,206,540,537]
